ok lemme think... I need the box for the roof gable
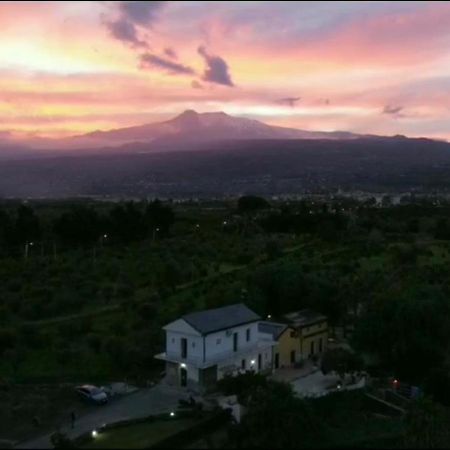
[163,318,201,336]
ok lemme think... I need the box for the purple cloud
[383,105,404,115]
[106,18,148,48]
[139,53,195,75]
[197,46,234,87]
[119,1,167,27]
[164,47,177,59]
[277,97,301,107]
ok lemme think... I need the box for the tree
[231,379,324,448]
[0,208,13,247]
[144,199,175,235]
[403,397,450,448]
[237,196,270,214]
[424,366,450,407]
[50,431,75,449]
[53,205,103,245]
[108,202,146,242]
[321,348,364,380]
[14,204,41,244]
[352,285,450,383]
[265,239,282,260]
[0,327,18,356]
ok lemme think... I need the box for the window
[246,328,251,342]
[216,338,221,345]
[233,332,238,352]
[181,338,187,359]
[241,359,246,370]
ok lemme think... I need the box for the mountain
[23,110,361,151]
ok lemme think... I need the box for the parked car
[75,385,108,404]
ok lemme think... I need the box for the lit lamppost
[153,227,160,242]
[100,233,108,247]
[24,241,34,259]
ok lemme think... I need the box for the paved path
[291,371,366,398]
[16,385,186,449]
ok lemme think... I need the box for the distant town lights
[267,314,272,319]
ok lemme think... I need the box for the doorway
[180,367,187,387]
[274,353,279,369]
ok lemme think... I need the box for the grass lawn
[82,418,201,449]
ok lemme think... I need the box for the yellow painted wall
[300,321,328,357]
[274,321,329,368]
[275,328,301,368]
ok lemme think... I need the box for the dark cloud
[383,104,403,115]
[191,80,203,89]
[106,2,167,48]
[105,18,148,48]
[119,1,167,27]
[164,47,177,59]
[139,53,195,75]
[277,96,301,107]
[197,46,234,87]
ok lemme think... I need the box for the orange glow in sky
[1,1,450,140]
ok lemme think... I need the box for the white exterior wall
[216,346,273,380]
[204,322,259,361]
[164,319,204,363]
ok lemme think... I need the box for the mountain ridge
[2,110,364,153]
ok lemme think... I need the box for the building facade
[155,304,276,391]
[284,309,328,359]
[259,309,328,367]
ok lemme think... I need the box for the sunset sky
[1,1,450,140]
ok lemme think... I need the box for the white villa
[155,303,276,391]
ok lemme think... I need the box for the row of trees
[0,200,175,248]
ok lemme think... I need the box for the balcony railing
[155,339,276,368]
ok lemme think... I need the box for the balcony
[155,339,276,369]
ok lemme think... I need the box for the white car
[75,385,108,404]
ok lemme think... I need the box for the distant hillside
[1,137,450,198]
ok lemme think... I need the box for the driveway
[291,371,366,398]
[15,384,186,449]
